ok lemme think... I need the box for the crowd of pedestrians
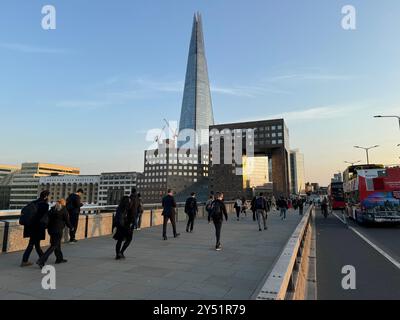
[18,185,307,268]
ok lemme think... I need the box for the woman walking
[37,199,74,268]
[113,196,133,260]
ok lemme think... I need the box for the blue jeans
[280,208,287,219]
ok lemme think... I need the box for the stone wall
[0,221,4,254]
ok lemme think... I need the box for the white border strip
[331,211,400,270]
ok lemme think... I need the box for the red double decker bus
[328,182,345,210]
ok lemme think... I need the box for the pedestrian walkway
[0,209,303,300]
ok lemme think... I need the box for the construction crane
[163,118,179,140]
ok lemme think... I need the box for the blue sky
[1,0,400,185]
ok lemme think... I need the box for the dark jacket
[211,199,228,221]
[250,197,257,212]
[277,199,288,209]
[184,197,198,215]
[129,192,139,221]
[47,206,73,235]
[66,193,83,216]
[162,194,176,217]
[23,198,49,240]
[255,196,268,211]
[113,206,132,241]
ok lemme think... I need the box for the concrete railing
[256,205,315,300]
[0,202,235,254]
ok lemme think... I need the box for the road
[315,208,400,300]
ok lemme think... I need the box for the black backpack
[255,197,265,210]
[19,202,38,226]
[210,201,221,218]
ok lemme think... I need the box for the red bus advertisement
[343,166,400,225]
[328,182,345,210]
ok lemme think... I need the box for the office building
[178,12,214,148]
[209,119,290,200]
[9,163,80,209]
[290,149,306,195]
[137,139,209,204]
[98,172,140,205]
[38,175,99,205]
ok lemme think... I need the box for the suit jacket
[162,195,176,217]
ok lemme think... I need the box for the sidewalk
[0,209,303,300]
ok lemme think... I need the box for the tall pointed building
[178,12,214,148]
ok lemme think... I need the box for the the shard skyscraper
[178,13,214,148]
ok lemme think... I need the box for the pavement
[315,209,400,300]
[0,209,303,300]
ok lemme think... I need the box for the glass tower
[178,13,214,148]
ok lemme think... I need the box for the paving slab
[0,209,304,299]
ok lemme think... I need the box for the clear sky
[1,0,400,185]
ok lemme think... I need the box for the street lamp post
[374,115,400,130]
[354,145,379,165]
[344,160,361,166]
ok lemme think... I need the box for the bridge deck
[0,210,302,300]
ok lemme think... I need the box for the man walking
[20,190,50,267]
[185,192,198,233]
[255,193,268,231]
[161,189,180,240]
[298,197,304,215]
[210,192,228,251]
[277,196,288,221]
[66,188,84,243]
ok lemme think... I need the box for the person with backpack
[234,197,242,221]
[255,193,268,231]
[205,195,214,224]
[161,189,180,240]
[66,189,84,243]
[210,192,228,251]
[37,199,74,268]
[20,190,50,267]
[113,196,133,260]
[185,192,198,233]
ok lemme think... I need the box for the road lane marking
[331,211,400,270]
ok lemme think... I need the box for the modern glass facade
[178,13,214,148]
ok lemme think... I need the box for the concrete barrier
[140,210,151,228]
[3,220,50,253]
[87,213,113,238]
[0,221,4,254]
[256,205,315,300]
[151,209,164,226]
[0,201,235,253]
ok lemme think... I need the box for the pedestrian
[135,193,144,230]
[37,199,74,267]
[113,196,133,260]
[206,195,214,224]
[185,192,198,233]
[277,196,288,220]
[210,192,228,251]
[129,188,139,230]
[234,196,242,221]
[255,193,268,231]
[161,189,180,240]
[298,197,304,215]
[66,188,84,243]
[250,196,257,221]
[241,196,247,216]
[20,190,50,267]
